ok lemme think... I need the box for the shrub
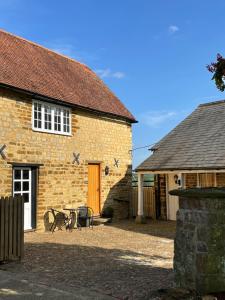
[207,53,225,91]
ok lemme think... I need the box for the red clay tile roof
[0,30,136,122]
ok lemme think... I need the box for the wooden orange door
[88,164,100,215]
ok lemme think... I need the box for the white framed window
[32,100,71,135]
[63,109,70,133]
[54,108,61,132]
[34,102,42,129]
[44,105,52,131]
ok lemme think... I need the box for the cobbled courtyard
[1,220,176,300]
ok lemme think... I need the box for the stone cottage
[136,100,225,221]
[0,30,136,230]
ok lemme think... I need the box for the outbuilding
[136,100,225,221]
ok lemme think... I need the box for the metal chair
[49,208,71,233]
[77,206,94,229]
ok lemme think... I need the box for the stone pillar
[135,173,146,223]
[170,188,225,294]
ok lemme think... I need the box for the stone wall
[0,87,133,230]
[171,188,225,294]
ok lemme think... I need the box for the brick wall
[0,88,132,230]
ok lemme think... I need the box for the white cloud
[45,41,98,63]
[52,44,80,58]
[51,44,88,63]
[95,69,110,78]
[44,41,125,79]
[95,68,125,79]
[168,25,179,34]
[140,110,178,128]
[112,71,125,79]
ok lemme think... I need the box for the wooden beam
[135,174,146,224]
[136,169,225,174]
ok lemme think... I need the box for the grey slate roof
[136,100,225,172]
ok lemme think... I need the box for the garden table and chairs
[49,206,94,233]
[63,207,80,230]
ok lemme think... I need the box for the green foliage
[207,54,225,91]
[132,173,154,187]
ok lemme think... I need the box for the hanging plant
[207,53,225,91]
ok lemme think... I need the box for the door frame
[166,174,169,220]
[87,163,101,215]
[166,173,180,220]
[12,165,38,230]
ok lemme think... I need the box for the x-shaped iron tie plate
[114,158,119,167]
[73,153,80,165]
[0,144,6,160]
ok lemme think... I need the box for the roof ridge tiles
[0,29,136,122]
[199,99,225,107]
[0,28,90,70]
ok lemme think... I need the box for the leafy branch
[207,53,225,91]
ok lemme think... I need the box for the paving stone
[0,220,176,300]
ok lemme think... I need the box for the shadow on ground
[98,165,176,241]
[107,219,176,240]
[1,242,173,300]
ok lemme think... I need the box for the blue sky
[0,0,224,167]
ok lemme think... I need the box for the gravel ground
[1,220,176,300]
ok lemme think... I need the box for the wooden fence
[0,196,24,262]
[131,187,156,219]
